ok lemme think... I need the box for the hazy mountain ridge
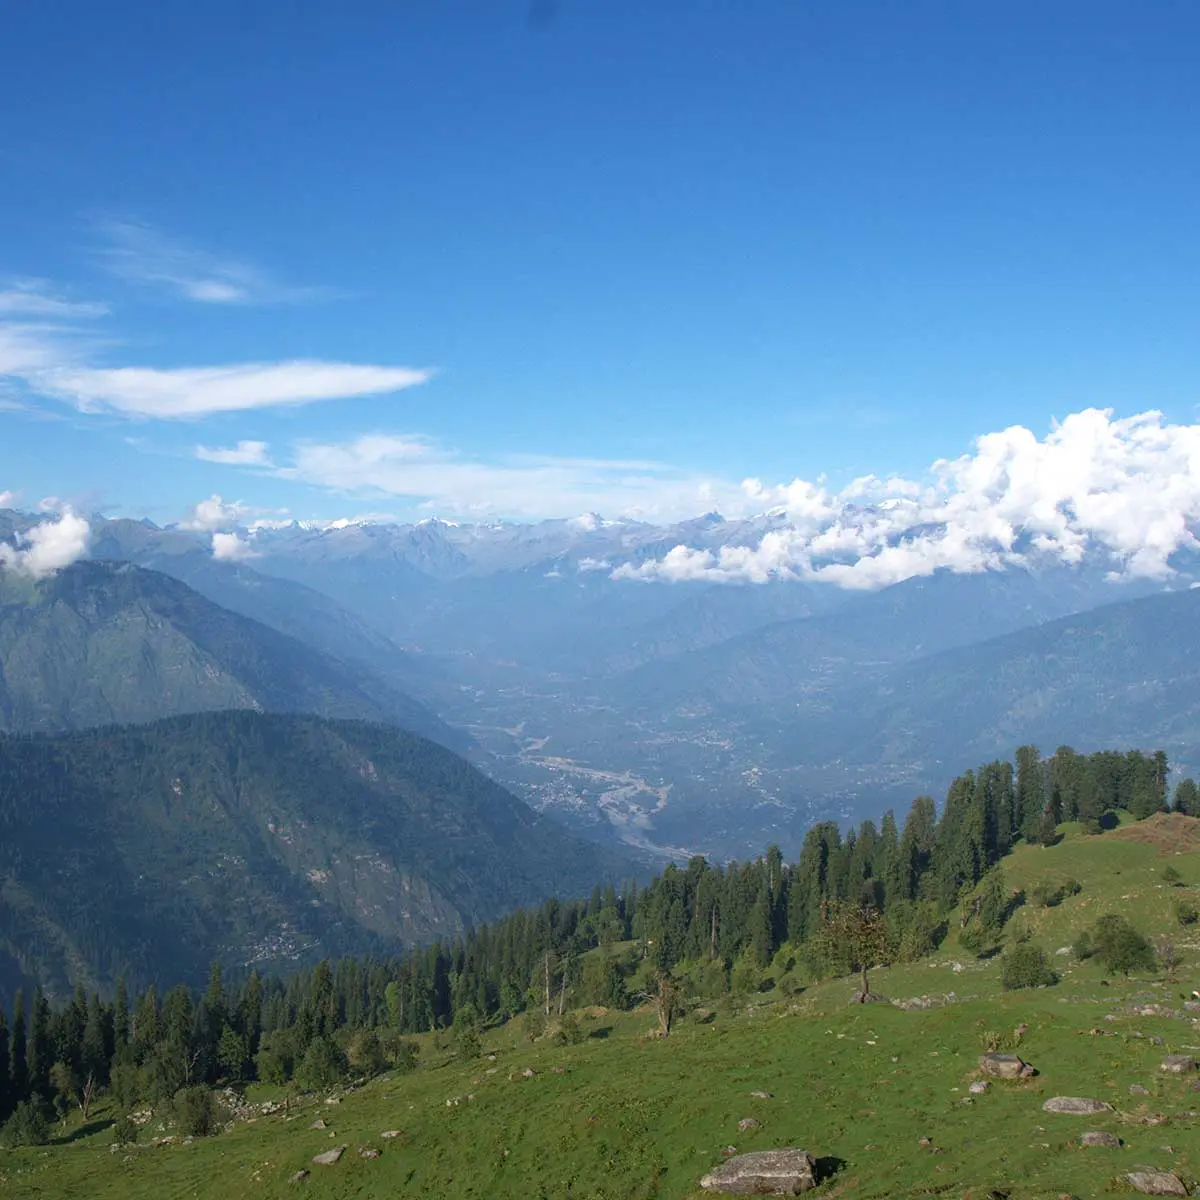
[0,560,457,745]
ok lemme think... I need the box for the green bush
[1030,878,1082,908]
[1073,931,1095,960]
[1091,914,1158,976]
[1162,865,1182,886]
[0,1100,50,1148]
[111,1116,138,1146]
[1175,899,1199,926]
[294,1036,348,1091]
[171,1086,226,1138]
[1000,944,1059,990]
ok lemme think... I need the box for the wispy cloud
[196,440,273,467]
[0,282,431,419]
[96,221,328,305]
[272,432,743,521]
[0,279,109,319]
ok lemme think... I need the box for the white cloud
[0,489,16,507]
[196,440,273,467]
[0,279,108,319]
[97,221,327,306]
[274,433,748,521]
[184,494,250,531]
[619,408,1200,588]
[40,360,431,420]
[211,531,258,561]
[0,510,91,578]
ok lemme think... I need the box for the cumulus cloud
[0,510,91,577]
[40,360,431,419]
[0,490,15,507]
[618,408,1200,588]
[184,494,250,531]
[96,221,328,306]
[196,440,273,466]
[211,531,258,561]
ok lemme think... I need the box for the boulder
[311,1146,346,1166]
[289,1170,309,1183]
[979,1054,1032,1079]
[1131,1085,1151,1096]
[359,1147,380,1160]
[1126,1171,1188,1197]
[380,1130,402,1139]
[1079,1131,1121,1148]
[969,1081,990,1095]
[738,1118,761,1132]
[700,1149,817,1195]
[310,1118,327,1130]
[1042,1097,1112,1115]
[750,1091,774,1100]
[1162,1056,1196,1074]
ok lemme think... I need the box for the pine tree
[10,991,28,1102]
[1174,778,1199,816]
[0,1010,11,1121]
[113,977,129,1049]
[1015,744,1042,835]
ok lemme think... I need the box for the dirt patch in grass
[1109,812,1200,853]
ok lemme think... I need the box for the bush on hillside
[1030,878,1082,908]
[1000,944,1059,990]
[294,1036,348,1091]
[0,1100,50,1148]
[1162,865,1182,887]
[171,1086,227,1138]
[1090,914,1158,976]
[111,1116,138,1146]
[1175,899,1199,926]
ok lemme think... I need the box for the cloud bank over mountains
[618,409,1200,587]
[0,508,91,578]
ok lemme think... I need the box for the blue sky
[2,0,1199,525]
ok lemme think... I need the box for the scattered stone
[979,1053,1034,1079]
[1080,1131,1121,1148]
[721,1145,738,1157]
[1162,1056,1196,1074]
[310,1119,326,1130]
[969,1081,990,1094]
[380,1130,402,1139]
[552,1066,566,1075]
[487,1053,497,1061]
[919,1137,933,1147]
[289,1169,309,1183]
[521,1067,536,1078]
[1131,1085,1151,1096]
[738,1118,761,1133]
[699,1148,817,1195]
[311,1146,346,1166]
[750,1091,774,1100]
[1126,1171,1188,1197]
[359,1147,380,1160]
[1042,1097,1113,1115]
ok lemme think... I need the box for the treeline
[0,744,1188,1134]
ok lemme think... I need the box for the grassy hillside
[0,712,631,1000]
[4,816,1196,1198]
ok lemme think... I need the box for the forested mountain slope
[0,711,631,1001]
[0,561,455,745]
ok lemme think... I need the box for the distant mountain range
[0,711,632,1001]
[4,506,1198,862]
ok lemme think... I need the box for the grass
[3,819,1199,1199]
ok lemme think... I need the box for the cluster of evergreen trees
[0,744,1188,1135]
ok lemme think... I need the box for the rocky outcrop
[1162,1055,1196,1074]
[1042,1097,1112,1115]
[1079,1131,1121,1148]
[979,1053,1034,1079]
[700,1149,817,1195]
[312,1146,346,1166]
[1126,1171,1189,1197]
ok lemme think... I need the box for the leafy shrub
[1091,914,1158,976]
[1030,878,1082,908]
[1175,899,1199,926]
[1073,931,1095,960]
[380,1032,419,1073]
[1000,944,1059,990]
[171,1086,227,1138]
[294,1036,348,1091]
[346,1028,387,1077]
[0,1100,50,1148]
[1162,865,1182,887]
[111,1116,138,1146]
